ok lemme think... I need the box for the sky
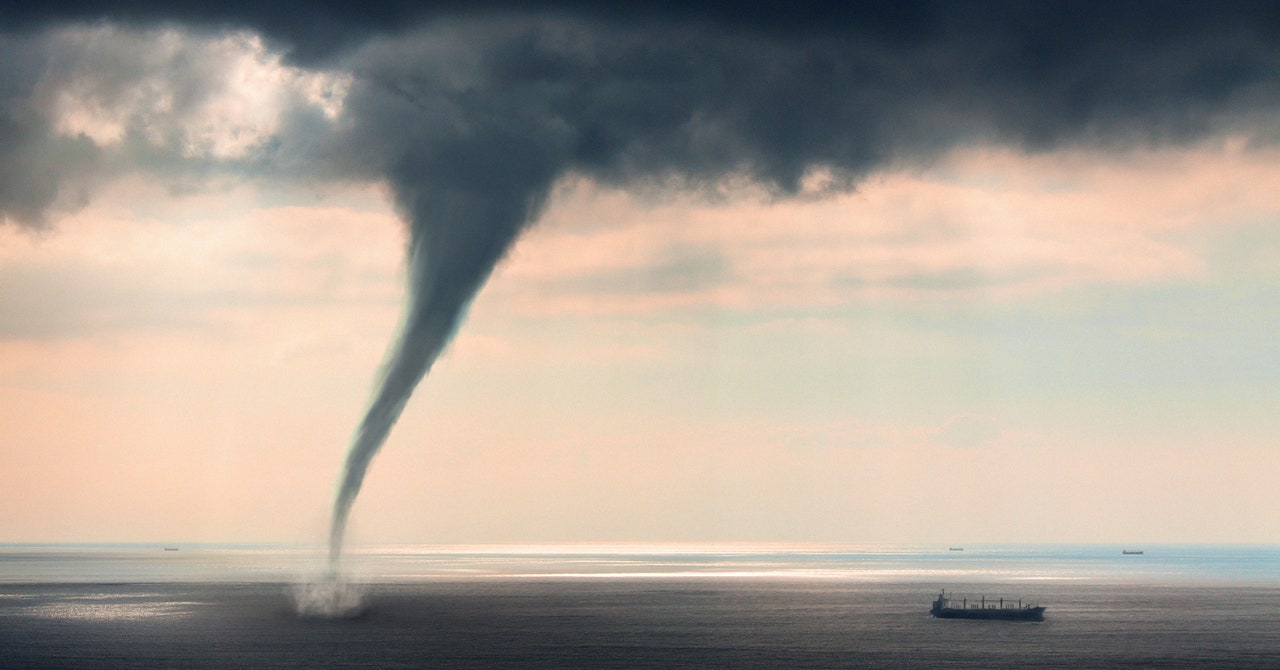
[2,2,1280,546]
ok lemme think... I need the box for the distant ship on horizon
[931,590,1045,621]
[1122,550,1144,555]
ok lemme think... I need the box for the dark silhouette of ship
[931,590,1045,621]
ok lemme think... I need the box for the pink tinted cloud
[488,141,1279,315]
[0,182,404,341]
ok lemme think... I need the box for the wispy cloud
[0,185,401,340]
[489,142,1279,316]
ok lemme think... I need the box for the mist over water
[292,570,365,619]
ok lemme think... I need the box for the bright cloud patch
[43,26,349,159]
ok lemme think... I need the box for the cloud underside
[1,6,1278,228]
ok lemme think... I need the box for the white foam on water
[292,571,365,619]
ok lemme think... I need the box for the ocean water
[2,544,1278,669]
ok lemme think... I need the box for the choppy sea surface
[2,544,1278,669]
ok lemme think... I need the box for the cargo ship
[931,590,1045,621]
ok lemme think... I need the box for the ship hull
[932,606,1045,621]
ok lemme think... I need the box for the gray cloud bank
[3,2,1278,558]
[3,3,1279,228]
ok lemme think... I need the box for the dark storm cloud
[5,3,1280,226]
[0,35,99,227]
[4,2,1277,66]
[0,112,98,227]
[0,1,944,63]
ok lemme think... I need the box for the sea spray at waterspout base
[293,569,366,619]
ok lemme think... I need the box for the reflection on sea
[21,600,202,621]
[1,543,1277,585]
[0,589,205,622]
